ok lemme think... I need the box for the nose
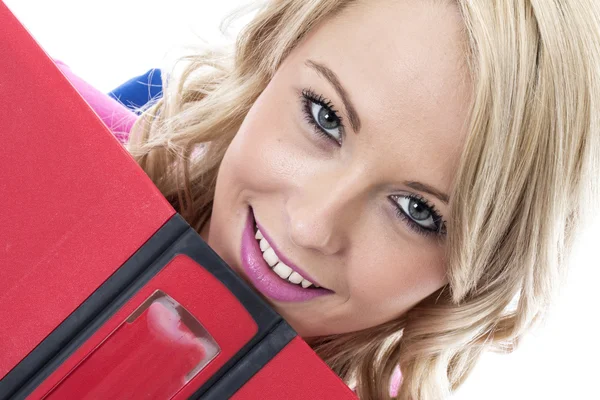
[285,172,365,256]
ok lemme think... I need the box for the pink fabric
[390,364,403,397]
[351,365,402,397]
[54,60,135,144]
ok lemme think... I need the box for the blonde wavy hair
[126,0,600,398]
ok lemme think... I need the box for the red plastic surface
[0,2,175,378]
[28,254,258,399]
[231,337,358,400]
[44,291,219,399]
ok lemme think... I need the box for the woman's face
[206,0,471,337]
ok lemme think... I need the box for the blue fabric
[108,68,164,114]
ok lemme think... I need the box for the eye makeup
[390,194,447,238]
[299,87,346,145]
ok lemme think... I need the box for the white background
[4,1,598,398]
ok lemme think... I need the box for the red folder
[0,2,357,399]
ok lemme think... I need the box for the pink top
[57,60,403,398]
[55,60,135,145]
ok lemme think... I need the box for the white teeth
[259,238,270,252]
[273,262,293,279]
[301,279,313,289]
[262,248,278,267]
[288,271,304,285]
[255,226,318,289]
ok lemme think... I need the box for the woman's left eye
[391,194,446,237]
[300,88,345,145]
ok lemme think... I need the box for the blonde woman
[108,0,600,398]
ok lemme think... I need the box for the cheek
[346,239,447,313]
[220,89,318,196]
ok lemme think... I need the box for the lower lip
[240,208,332,302]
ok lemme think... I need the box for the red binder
[0,2,357,399]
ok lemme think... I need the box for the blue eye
[300,88,345,145]
[390,194,446,237]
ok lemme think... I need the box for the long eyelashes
[392,194,447,238]
[300,88,345,145]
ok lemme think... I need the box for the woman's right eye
[300,88,345,145]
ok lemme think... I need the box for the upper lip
[254,218,328,290]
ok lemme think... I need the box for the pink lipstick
[240,208,333,302]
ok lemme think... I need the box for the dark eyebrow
[305,59,362,133]
[404,181,450,205]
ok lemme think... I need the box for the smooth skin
[201,0,472,337]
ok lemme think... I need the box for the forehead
[286,0,472,192]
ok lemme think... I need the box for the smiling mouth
[240,207,333,303]
[254,226,321,290]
